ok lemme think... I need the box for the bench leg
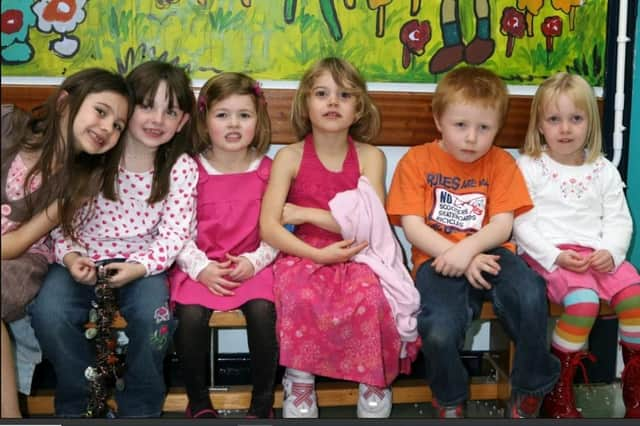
[209,328,216,389]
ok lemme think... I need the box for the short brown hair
[432,66,509,127]
[195,72,271,155]
[291,57,380,142]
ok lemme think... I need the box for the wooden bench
[22,301,615,415]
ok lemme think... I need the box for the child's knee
[418,315,463,350]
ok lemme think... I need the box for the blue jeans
[29,263,174,417]
[415,247,560,406]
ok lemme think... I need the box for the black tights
[174,300,278,417]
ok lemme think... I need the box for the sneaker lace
[569,351,597,386]
[290,382,314,408]
[362,385,386,401]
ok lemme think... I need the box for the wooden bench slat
[26,378,509,415]
[211,301,615,327]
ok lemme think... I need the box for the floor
[185,382,626,419]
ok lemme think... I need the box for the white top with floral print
[1,154,53,262]
[513,152,632,272]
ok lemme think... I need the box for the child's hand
[281,203,307,225]
[555,250,589,273]
[587,249,614,273]
[104,262,146,288]
[432,245,475,277]
[225,253,255,281]
[68,256,97,285]
[464,254,501,290]
[314,239,368,264]
[197,260,241,296]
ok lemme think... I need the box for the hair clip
[252,82,263,98]
[253,82,267,105]
[197,93,207,113]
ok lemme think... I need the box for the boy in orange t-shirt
[387,67,559,419]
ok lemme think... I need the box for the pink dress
[274,135,402,387]
[169,156,274,310]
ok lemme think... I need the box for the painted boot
[541,347,596,418]
[621,343,640,418]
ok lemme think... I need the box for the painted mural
[1,0,606,85]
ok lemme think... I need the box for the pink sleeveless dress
[169,156,274,310]
[273,135,402,387]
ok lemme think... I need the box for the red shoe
[621,343,640,418]
[432,399,464,418]
[510,394,542,418]
[186,404,218,418]
[541,347,595,418]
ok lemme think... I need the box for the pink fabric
[273,135,403,387]
[522,244,640,304]
[2,155,53,262]
[329,176,421,360]
[169,157,274,310]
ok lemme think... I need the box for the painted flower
[32,0,87,33]
[1,0,37,63]
[516,0,544,15]
[551,0,584,15]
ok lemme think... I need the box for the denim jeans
[415,247,560,406]
[29,262,175,417]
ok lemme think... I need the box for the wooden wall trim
[2,84,538,149]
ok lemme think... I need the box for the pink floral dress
[273,135,402,387]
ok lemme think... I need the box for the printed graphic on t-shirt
[431,187,486,232]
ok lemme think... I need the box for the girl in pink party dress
[169,72,278,419]
[260,57,419,419]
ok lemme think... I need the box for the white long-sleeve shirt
[52,154,198,275]
[175,154,278,280]
[513,152,632,272]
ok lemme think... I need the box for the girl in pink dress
[169,72,278,419]
[260,57,404,419]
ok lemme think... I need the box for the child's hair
[291,57,380,143]
[14,68,133,241]
[432,66,509,127]
[103,60,197,204]
[523,72,602,162]
[194,72,271,155]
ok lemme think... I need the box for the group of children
[1,56,639,420]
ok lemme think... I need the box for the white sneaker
[357,383,392,418]
[282,370,318,418]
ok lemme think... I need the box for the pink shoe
[186,404,218,418]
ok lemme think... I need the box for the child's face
[434,101,500,163]
[71,91,128,154]
[538,94,588,165]
[206,94,257,153]
[306,71,357,135]
[127,81,190,150]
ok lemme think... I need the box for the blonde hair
[291,57,380,142]
[432,66,509,127]
[523,72,602,163]
[195,72,271,154]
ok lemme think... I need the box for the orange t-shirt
[386,140,533,276]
